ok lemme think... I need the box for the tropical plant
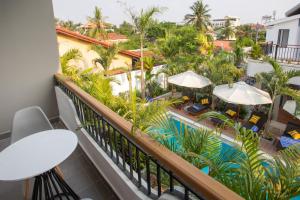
[125,90,174,132]
[130,7,161,99]
[233,44,245,67]
[198,111,300,200]
[250,43,263,60]
[184,0,211,32]
[58,20,82,32]
[220,18,235,40]
[196,32,213,56]
[91,44,119,75]
[60,49,83,82]
[116,21,135,36]
[87,6,107,39]
[255,59,300,124]
[236,37,254,47]
[201,51,243,86]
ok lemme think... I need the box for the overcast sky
[52,0,299,26]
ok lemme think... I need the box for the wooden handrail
[54,74,244,200]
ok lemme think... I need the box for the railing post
[274,44,279,60]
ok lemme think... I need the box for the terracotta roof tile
[56,26,140,58]
[213,40,233,51]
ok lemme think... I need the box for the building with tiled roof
[213,40,233,52]
[103,32,128,44]
[56,26,141,72]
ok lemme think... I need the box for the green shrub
[250,43,263,59]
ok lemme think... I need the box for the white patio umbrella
[213,81,272,105]
[168,70,212,89]
[283,100,300,120]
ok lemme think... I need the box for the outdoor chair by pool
[278,121,300,148]
[242,111,268,133]
[210,104,239,125]
[185,96,211,116]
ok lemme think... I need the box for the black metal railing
[262,43,300,63]
[56,81,203,200]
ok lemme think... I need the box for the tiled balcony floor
[0,120,119,200]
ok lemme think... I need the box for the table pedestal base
[32,168,79,200]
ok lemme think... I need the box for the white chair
[55,86,82,133]
[11,106,53,144]
[55,88,94,200]
[11,106,54,200]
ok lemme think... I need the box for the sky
[52,0,299,26]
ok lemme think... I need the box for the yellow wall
[57,34,132,71]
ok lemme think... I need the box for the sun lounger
[210,104,239,125]
[185,97,211,116]
[243,111,267,133]
[279,122,300,148]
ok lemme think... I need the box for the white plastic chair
[11,106,54,199]
[55,86,82,133]
[11,106,53,144]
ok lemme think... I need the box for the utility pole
[255,22,259,43]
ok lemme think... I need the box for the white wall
[0,0,60,134]
[110,65,166,95]
[266,18,300,45]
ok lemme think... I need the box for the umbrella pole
[238,105,240,120]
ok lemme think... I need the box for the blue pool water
[159,116,300,200]
[170,117,238,158]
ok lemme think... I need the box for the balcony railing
[54,74,243,200]
[262,43,300,63]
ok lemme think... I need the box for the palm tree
[198,111,300,200]
[233,44,245,67]
[58,20,82,31]
[60,49,83,82]
[220,18,235,40]
[201,51,243,86]
[87,6,107,40]
[130,7,161,99]
[256,59,300,125]
[184,0,211,32]
[91,44,119,75]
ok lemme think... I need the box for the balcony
[52,74,243,200]
[262,43,300,64]
[0,74,242,200]
[0,120,119,200]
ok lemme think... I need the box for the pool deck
[168,107,278,156]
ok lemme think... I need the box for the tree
[130,7,161,99]
[233,44,245,67]
[196,32,213,56]
[87,6,107,39]
[184,0,211,32]
[147,111,300,199]
[220,18,235,40]
[91,44,119,75]
[255,59,300,125]
[199,112,300,200]
[60,49,83,82]
[201,51,243,86]
[116,21,135,36]
[58,20,82,32]
[250,43,263,59]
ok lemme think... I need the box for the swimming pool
[150,112,243,174]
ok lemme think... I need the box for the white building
[212,16,240,28]
[266,3,300,46]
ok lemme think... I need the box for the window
[277,29,289,47]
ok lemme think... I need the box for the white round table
[0,129,78,181]
[0,129,80,200]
